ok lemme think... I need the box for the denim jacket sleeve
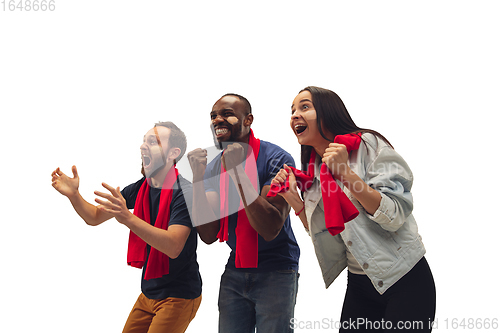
[353,134,414,232]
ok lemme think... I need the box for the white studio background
[1,1,499,332]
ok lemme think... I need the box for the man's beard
[211,124,239,150]
[215,140,233,151]
[140,158,167,178]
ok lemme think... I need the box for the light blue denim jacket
[304,133,425,294]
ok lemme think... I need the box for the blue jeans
[218,268,299,333]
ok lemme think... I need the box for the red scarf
[217,130,260,268]
[268,133,361,236]
[127,166,179,280]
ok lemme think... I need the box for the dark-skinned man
[188,94,300,333]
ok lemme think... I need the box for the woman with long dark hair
[270,86,436,332]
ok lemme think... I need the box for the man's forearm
[243,189,285,241]
[120,214,189,259]
[68,191,111,226]
[192,181,220,244]
[230,165,287,241]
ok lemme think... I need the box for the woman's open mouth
[294,124,307,135]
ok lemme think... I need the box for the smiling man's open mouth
[215,127,229,137]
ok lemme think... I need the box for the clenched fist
[187,148,208,182]
[322,143,350,178]
[221,143,245,171]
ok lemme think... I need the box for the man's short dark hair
[154,121,187,164]
[221,93,252,115]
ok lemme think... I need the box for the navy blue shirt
[204,140,300,272]
[121,175,202,300]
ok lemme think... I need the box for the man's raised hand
[51,166,80,198]
[188,148,208,182]
[94,183,131,224]
[221,143,245,172]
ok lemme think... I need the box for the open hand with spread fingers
[94,183,132,224]
[51,165,80,198]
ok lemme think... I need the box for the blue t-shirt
[121,175,202,300]
[204,140,300,272]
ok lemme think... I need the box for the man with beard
[188,94,300,333]
[51,122,202,333]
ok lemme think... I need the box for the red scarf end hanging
[218,130,261,269]
[127,167,178,280]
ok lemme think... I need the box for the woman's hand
[271,164,308,231]
[323,143,382,215]
[322,143,351,180]
[271,164,299,200]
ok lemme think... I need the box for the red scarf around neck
[217,129,260,268]
[268,133,361,236]
[127,166,179,280]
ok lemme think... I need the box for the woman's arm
[270,165,309,232]
[323,138,413,232]
[337,168,382,216]
[323,142,381,215]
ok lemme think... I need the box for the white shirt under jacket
[304,133,426,294]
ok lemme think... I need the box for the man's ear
[244,114,254,127]
[168,147,181,164]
